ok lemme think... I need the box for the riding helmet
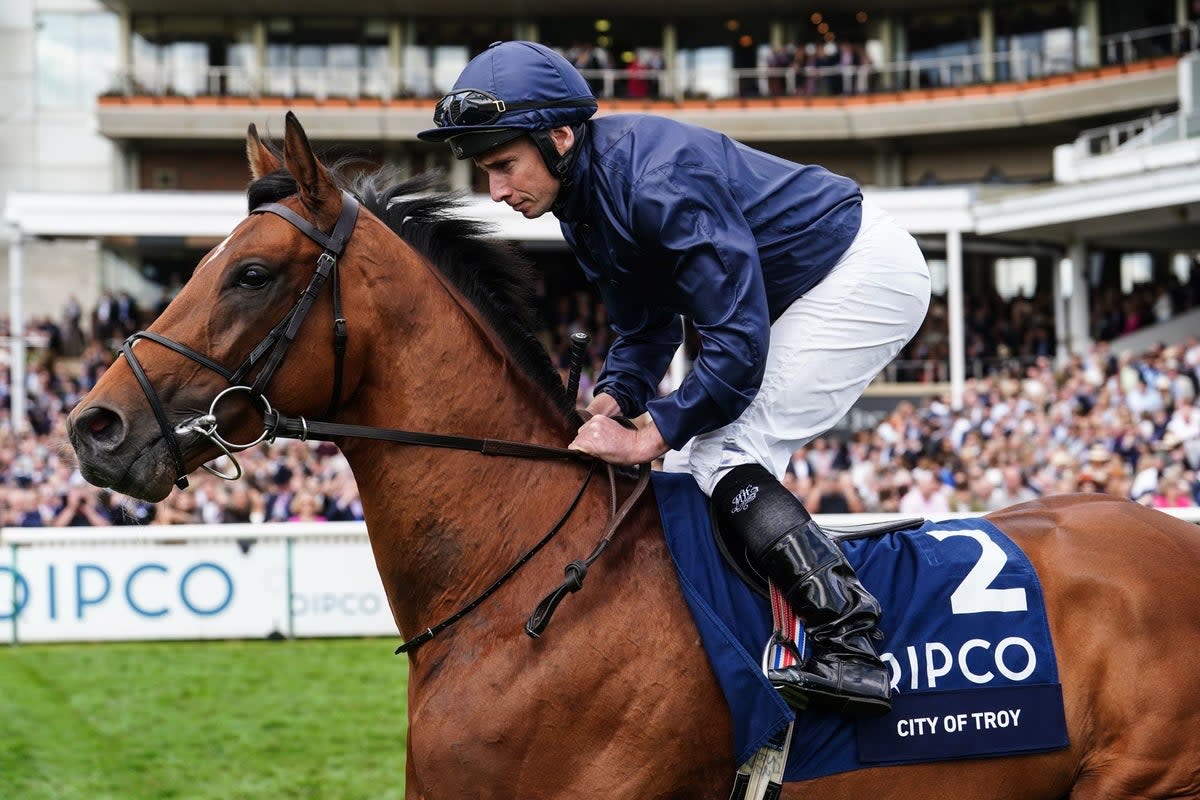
[417,41,598,163]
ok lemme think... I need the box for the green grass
[0,639,409,800]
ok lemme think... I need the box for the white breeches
[663,200,932,496]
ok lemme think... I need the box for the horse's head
[68,113,368,501]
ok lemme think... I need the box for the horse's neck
[337,282,580,637]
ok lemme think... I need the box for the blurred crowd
[2,278,1199,528]
[1,293,365,528]
[784,338,1200,516]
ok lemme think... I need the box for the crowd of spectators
[887,263,1200,383]
[1,293,365,528]
[1,279,1198,529]
[761,40,873,97]
[785,338,1200,516]
[553,38,872,101]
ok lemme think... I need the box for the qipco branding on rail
[290,591,382,617]
[0,560,234,621]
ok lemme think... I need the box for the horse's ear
[281,111,340,226]
[246,123,281,180]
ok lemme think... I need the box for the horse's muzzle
[67,403,177,501]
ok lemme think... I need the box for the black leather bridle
[120,191,360,489]
[114,189,647,651]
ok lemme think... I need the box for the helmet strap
[531,124,587,207]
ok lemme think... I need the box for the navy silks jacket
[554,114,863,450]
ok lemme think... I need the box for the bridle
[115,188,649,652]
[120,191,360,490]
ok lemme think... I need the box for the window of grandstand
[1120,252,1154,293]
[927,259,949,296]
[411,20,516,96]
[677,17,771,99]
[1174,253,1197,284]
[35,11,118,107]
[994,256,1038,300]
[130,16,236,97]
[905,9,980,87]
[264,17,390,99]
[430,46,470,95]
[995,3,1081,76]
[687,47,736,98]
[226,42,258,96]
[538,17,665,98]
[1059,257,1076,296]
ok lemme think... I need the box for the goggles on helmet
[433,88,595,128]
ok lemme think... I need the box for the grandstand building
[3,0,1200,427]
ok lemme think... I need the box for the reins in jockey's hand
[267,411,651,653]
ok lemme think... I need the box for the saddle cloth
[650,471,1069,782]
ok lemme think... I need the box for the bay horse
[67,113,1200,799]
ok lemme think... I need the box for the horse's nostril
[79,406,125,448]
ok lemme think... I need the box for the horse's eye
[236,265,271,289]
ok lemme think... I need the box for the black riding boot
[712,464,892,717]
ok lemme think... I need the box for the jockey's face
[474,126,575,219]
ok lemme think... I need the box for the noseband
[119,191,360,489]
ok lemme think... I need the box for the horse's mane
[246,165,573,422]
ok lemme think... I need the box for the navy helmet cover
[417,40,598,148]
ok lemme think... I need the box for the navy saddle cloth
[650,471,1068,782]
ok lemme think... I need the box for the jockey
[419,40,930,717]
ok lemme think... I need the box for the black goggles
[433,88,595,128]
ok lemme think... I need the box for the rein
[264,410,592,462]
[116,188,650,653]
[262,408,650,652]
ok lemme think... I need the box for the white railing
[1052,108,1200,183]
[1101,21,1200,64]
[0,520,390,644]
[1071,111,1174,156]
[4,508,1196,644]
[5,507,1198,547]
[684,47,1057,101]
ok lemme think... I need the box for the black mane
[247,165,573,422]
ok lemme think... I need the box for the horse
[67,113,1200,799]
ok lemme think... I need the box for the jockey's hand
[584,391,621,418]
[569,412,668,466]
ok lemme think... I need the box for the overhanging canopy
[4,186,975,242]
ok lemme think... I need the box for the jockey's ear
[246,123,282,180]
[549,125,575,156]
[281,111,342,230]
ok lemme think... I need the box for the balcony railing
[102,21,1198,105]
[1072,110,1174,156]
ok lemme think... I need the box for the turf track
[0,638,408,799]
